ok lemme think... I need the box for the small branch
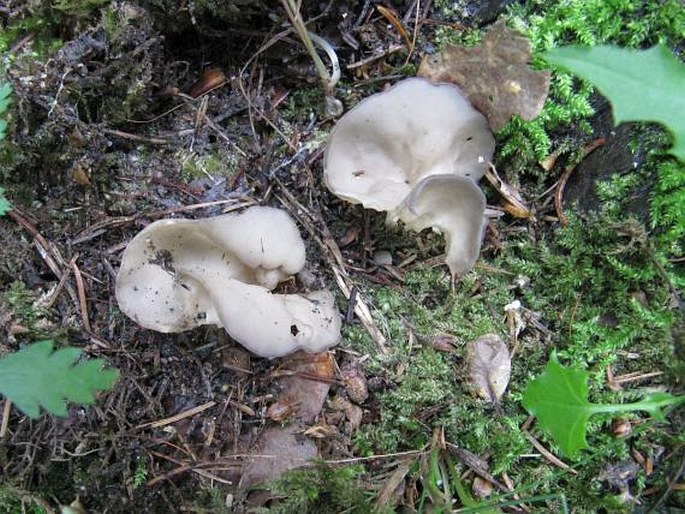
[554,138,604,224]
[0,399,11,438]
[522,430,578,475]
[136,400,217,429]
[69,255,92,333]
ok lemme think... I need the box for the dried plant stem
[281,0,331,90]
[308,31,341,90]
[280,0,342,115]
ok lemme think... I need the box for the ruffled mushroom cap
[324,77,495,211]
[392,175,487,277]
[115,206,341,358]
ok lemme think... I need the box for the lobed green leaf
[0,340,119,418]
[544,44,685,161]
[522,352,683,457]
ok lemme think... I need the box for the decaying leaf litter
[0,1,682,512]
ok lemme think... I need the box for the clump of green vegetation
[523,352,683,456]
[259,463,375,514]
[3,281,51,334]
[52,0,111,17]
[179,150,236,182]
[0,486,48,514]
[650,159,685,264]
[350,171,682,510]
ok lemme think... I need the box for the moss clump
[179,150,236,182]
[0,486,48,514]
[348,145,683,510]
[258,463,377,514]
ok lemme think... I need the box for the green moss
[280,87,325,122]
[349,148,682,510]
[52,0,111,18]
[429,1,685,171]
[0,486,48,514]
[2,282,49,334]
[179,151,235,182]
[0,16,63,61]
[259,463,378,514]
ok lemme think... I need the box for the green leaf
[544,44,685,161]
[0,340,119,418]
[0,82,11,115]
[522,353,593,456]
[0,187,10,215]
[522,352,684,457]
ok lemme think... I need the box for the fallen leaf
[238,424,318,488]
[430,334,458,353]
[466,334,511,403]
[484,165,535,221]
[269,351,334,423]
[330,395,364,433]
[418,20,550,131]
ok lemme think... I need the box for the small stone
[612,419,632,438]
[372,250,393,266]
[472,477,493,498]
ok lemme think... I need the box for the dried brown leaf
[466,334,511,402]
[484,164,536,221]
[238,424,318,488]
[273,351,334,423]
[418,20,550,131]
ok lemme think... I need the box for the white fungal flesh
[115,206,341,358]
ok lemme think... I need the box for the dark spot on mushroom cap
[290,324,299,336]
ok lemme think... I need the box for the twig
[522,431,577,475]
[176,93,248,158]
[332,265,390,354]
[102,128,171,145]
[322,448,426,465]
[446,442,510,492]
[0,398,11,438]
[347,44,404,70]
[554,138,605,225]
[280,0,338,94]
[648,455,685,512]
[6,208,78,306]
[405,0,421,65]
[377,5,412,50]
[613,370,664,385]
[136,401,217,429]
[69,255,92,333]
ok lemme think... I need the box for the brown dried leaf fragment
[484,164,536,221]
[270,351,335,423]
[466,334,511,403]
[418,20,550,131]
[238,424,318,488]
